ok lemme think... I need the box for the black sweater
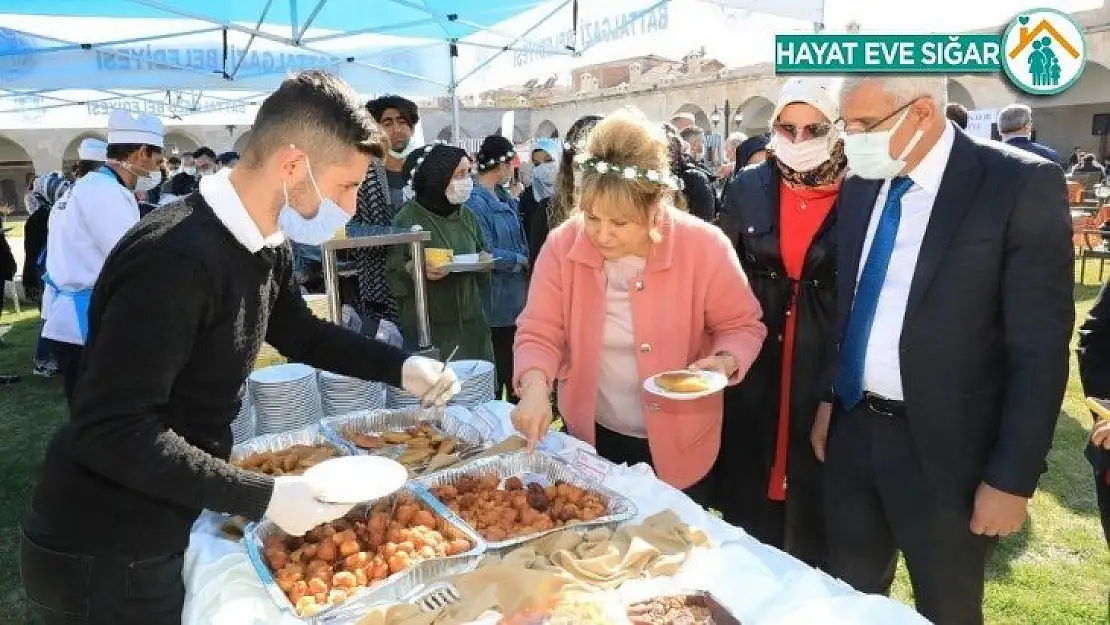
[26,193,410,557]
[1078,280,1110,477]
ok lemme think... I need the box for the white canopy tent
[0,0,824,134]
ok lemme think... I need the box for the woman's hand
[510,371,553,452]
[811,401,833,462]
[1092,418,1110,450]
[688,352,739,378]
[425,264,449,281]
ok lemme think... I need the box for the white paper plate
[643,370,727,401]
[302,455,408,504]
[249,363,316,384]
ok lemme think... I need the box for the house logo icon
[1001,8,1086,95]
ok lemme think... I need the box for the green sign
[775,34,1004,73]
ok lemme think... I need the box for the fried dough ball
[411,510,437,529]
[388,552,411,574]
[314,540,337,562]
[331,571,357,590]
[394,503,419,526]
[505,476,525,491]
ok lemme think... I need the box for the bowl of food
[424,248,454,268]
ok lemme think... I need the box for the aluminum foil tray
[229,426,347,470]
[243,484,487,623]
[626,590,742,625]
[318,407,489,476]
[414,450,638,550]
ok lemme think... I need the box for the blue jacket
[1005,137,1061,166]
[467,183,529,327]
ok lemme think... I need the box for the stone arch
[670,103,711,130]
[232,130,253,155]
[163,130,201,157]
[736,96,774,135]
[62,131,108,171]
[535,120,560,139]
[946,78,976,109]
[0,132,34,213]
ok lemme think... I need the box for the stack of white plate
[449,359,498,407]
[385,359,498,408]
[230,392,255,444]
[318,370,387,415]
[249,363,324,435]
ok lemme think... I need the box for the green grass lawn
[0,263,1108,623]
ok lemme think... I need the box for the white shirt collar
[904,121,956,195]
[199,168,284,253]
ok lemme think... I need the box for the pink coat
[514,209,767,488]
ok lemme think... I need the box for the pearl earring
[648,227,663,243]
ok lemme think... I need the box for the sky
[821,0,1103,32]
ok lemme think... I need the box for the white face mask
[773,135,833,173]
[183,166,197,176]
[446,177,473,205]
[389,138,416,161]
[134,169,162,193]
[842,108,925,180]
[278,156,353,245]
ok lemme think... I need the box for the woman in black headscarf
[386,144,494,362]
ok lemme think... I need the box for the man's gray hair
[679,126,705,141]
[996,104,1033,134]
[841,76,949,109]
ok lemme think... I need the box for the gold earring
[648,227,663,243]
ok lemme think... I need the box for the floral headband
[572,153,680,190]
[477,149,515,172]
[402,143,444,202]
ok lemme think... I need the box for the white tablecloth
[182,402,930,625]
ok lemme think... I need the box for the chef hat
[771,77,842,125]
[107,109,164,148]
[77,138,108,162]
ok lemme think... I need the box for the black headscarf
[476,135,515,173]
[367,95,420,126]
[405,143,468,217]
[736,134,770,168]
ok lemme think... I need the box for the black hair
[366,95,420,126]
[242,70,384,168]
[105,143,162,161]
[945,102,969,130]
[192,146,217,161]
[75,160,102,178]
[167,156,182,167]
[549,114,603,228]
[217,151,239,166]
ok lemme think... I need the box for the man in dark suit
[997,103,1061,165]
[821,77,1073,625]
[1076,281,1110,547]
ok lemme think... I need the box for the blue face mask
[278,157,353,245]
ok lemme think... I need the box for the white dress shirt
[858,122,956,400]
[199,169,285,253]
[43,169,140,345]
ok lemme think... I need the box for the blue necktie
[834,176,915,410]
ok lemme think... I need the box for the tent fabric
[0,0,824,118]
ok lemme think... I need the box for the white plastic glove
[263,475,355,536]
[401,355,462,406]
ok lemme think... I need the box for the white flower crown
[572,152,680,190]
[479,150,515,169]
[403,142,444,197]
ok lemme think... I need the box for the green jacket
[387,201,495,362]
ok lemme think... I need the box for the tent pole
[449,40,461,144]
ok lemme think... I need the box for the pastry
[654,372,710,394]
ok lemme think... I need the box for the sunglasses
[772,122,833,142]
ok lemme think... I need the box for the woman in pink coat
[511,111,767,502]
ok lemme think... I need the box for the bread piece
[654,372,710,394]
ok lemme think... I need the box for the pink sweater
[514,208,767,489]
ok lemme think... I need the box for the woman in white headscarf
[713,77,846,571]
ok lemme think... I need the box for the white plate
[446,260,493,273]
[249,363,316,384]
[301,456,408,504]
[643,370,727,401]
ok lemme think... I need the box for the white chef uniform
[42,111,163,345]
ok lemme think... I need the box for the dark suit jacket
[834,127,1074,509]
[1005,136,1061,166]
[1077,281,1110,476]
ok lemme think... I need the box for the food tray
[229,426,347,468]
[319,407,489,474]
[244,484,487,623]
[626,590,741,625]
[415,450,638,550]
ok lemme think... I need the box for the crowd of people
[0,68,1106,625]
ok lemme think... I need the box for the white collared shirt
[858,122,956,400]
[198,169,285,253]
